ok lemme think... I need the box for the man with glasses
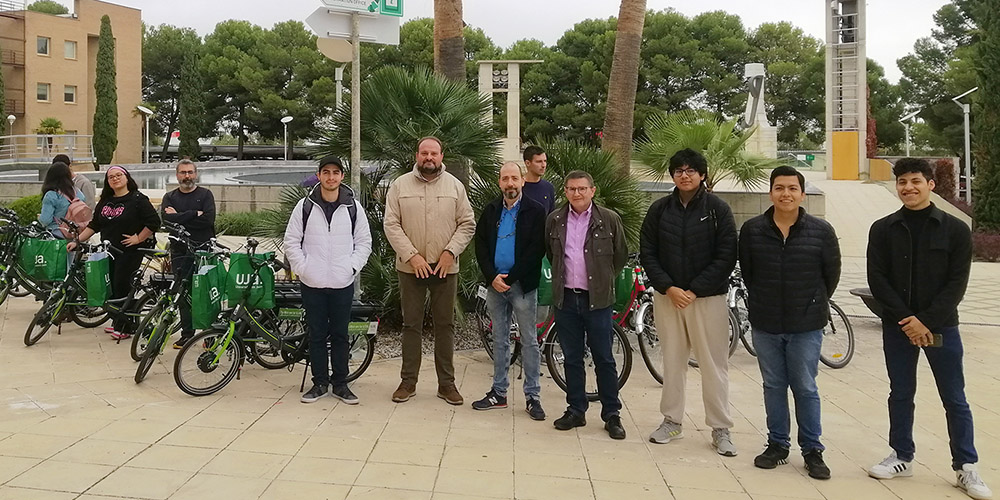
[639,148,738,456]
[160,159,216,348]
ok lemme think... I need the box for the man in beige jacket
[384,136,476,405]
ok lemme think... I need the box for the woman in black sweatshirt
[69,166,161,339]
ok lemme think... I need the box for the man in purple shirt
[544,170,628,439]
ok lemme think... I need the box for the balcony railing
[0,0,25,14]
[3,99,24,115]
[0,49,25,66]
[0,134,96,165]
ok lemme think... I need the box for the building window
[37,83,50,102]
[37,36,50,56]
[64,85,76,103]
[64,40,77,59]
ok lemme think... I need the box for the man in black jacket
[639,148,738,455]
[866,158,990,500]
[472,162,548,420]
[160,159,216,348]
[739,166,840,480]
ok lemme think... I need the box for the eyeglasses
[672,168,700,178]
[565,186,592,193]
[177,171,196,176]
[108,174,125,181]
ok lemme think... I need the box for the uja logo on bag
[235,274,263,288]
[209,286,220,302]
[34,255,45,266]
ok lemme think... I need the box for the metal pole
[351,11,362,297]
[963,103,972,204]
[335,66,344,111]
[904,123,910,157]
[284,123,288,162]
[144,115,150,164]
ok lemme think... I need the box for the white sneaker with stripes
[868,451,914,480]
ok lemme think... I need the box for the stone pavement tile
[380,421,450,446]
[49,437,147,466]
[22,416,108,438]
[126,444,220,472]
[248,411,328,436]
[513,474,595,500]
[669,487,751,500]
[579,437,652,462]
[593,480,675,500]
[0,486,77,499]
[6,460,114,493]
[433,468,513,498]
[658,463,744,492]
[732,469,824,499]
[0,455,40,483]
[298,435,377,461]
[184,409,259,430]
[432,493,506,500]
[450,406,515,431]
[0,433,78,459]
[354,462,438,491]
[159,425,243,449]
[260,480,351,500]
[120,402,205,423]
[87,466,193,499]
[879,477,972,499]
[586,456,665,486]
[208,395,279,413]
[169,472,271,500]
[346,486,431,500]
[201,449,292,479]
[439,445,512,472]
[277,456,364,485]
[514,451,588,479]
[226,430,308,455]
[368,440,444,467]
[88,419,179,444]
[446,426,513,452]
[812,477,901,500]
[315,419,386,440]
[513,428,582,456]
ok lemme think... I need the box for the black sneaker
[553,410,586,431]
[331,385,359,405]
[754,441,790,469]
[803,449,831,480]
[471,390,507,410]
[525,398,546,421]
[301,384,329,403]
[604,415,626,440]
[172,336,193,350]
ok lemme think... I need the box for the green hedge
[9,194,43,225]
[216,211,259,236]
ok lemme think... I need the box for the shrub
[973,230,1000,262]
[216,211,259,237]
[933,158,957,202]
[9,194,43,225]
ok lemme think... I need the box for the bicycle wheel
[636,303,663,384]
[545,322,631,402]
[69,304,111,329]
[688,310,740,368]
[135,315,172,383]
[820,302,855,369]
[474,295,522,367]
[0,275,12,307]
[24,295,62,346]
[249,313,303,370]
[345,333,377,382]
[130,296,165,362]
[9,278,30,298]
[174,328,243,396]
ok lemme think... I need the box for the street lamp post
[952,87,978,204]
[6,115,15,161]
[136,105,153,164]
[335,66,345,111]
[898,109,920,158]
[281,116,294,162]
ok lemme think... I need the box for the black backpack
[300,198,357,247]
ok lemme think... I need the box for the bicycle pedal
[236,368,241,380]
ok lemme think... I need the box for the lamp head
[136,105,153,116]
[281,116,294,124]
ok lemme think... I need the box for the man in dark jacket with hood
[739,166,840,480]
[639,148,738,455]
[472,162,547,420]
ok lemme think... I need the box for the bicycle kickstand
[300,359,309,392]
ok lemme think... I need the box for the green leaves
[93,15,118,165]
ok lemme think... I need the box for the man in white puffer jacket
[284,156,372,404]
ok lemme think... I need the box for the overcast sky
[54,0,950,82]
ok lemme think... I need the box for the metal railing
[3,99,24,115]
[0,134,95,165]
[0,0,25,13]
[0,49,24,66]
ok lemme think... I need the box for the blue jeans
[882,323,977,470]
[302,283,354,388]
[486,283,541,399]
[753,328,824,452]
[554,289,621,422]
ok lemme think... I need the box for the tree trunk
[160,103,180,158]
[602,0,647,176]
[237,105,245,161]
[434,0,465,82]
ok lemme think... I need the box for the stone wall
[645,187,826,229]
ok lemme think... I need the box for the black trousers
[110,249,143,333]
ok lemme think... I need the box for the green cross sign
[380,0,402,17]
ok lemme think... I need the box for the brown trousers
[397,271,457,386]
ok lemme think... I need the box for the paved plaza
[0,176,997,499]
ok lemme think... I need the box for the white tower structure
[825,0,867,180]
[743,63,778,159]
[477,60,541,162]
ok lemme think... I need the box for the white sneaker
[868,451,914,480]
[648,419,683,444]
[957,463,993,500]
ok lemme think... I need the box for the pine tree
[92,15,118,165]
[177,52,204,159]
[973,1,1000,230]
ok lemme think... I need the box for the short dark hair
[52,154,71,166]
[769,165,805,191]
[893,157,934,181]
[564,170,594,187]
[317,155,344,173]
[523,145,545,162]
[668,148,708,178]
[416,136,443,151]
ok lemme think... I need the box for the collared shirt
[563,203,592,290]
[494,196,520,274]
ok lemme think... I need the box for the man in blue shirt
[521,146,556,214]
[473,162,548,419]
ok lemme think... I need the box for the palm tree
[602,0,647,176]
[34,117,64,135]
[635,110,779,192]
[434,0,465,82]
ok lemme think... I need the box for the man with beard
[472,162,547,419]
[384,137,476,405]
[160,159,216,348]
